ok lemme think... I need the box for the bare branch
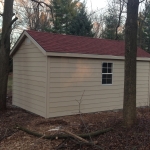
[2,16,18,43]
[139,0,146,3]
[121,0,127,4]
[115,0,125,40]
[59,129,89,144]
[75,90,94,144]
[31,0,54,25]
[31,0,50,7]
[10,17,18,27]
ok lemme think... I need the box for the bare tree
[92,9,106,38]
[106,0,126,40]
[0,0,18,111]
[16,0,53,31]
[115,0,126,40]
[92,0,126,39]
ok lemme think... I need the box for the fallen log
[15,124,113,140]
[58,129,89,143]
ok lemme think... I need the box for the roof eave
[46,52,150,61]
[10,31,47,57]
[10,31,26,57]
[10,30,150,61]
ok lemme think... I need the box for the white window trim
[102,62,113,85]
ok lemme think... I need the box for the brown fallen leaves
[1,98,150,150]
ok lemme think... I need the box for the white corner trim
[46,52,150,61]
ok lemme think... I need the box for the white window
[102,62,113,85]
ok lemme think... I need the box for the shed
[10,30,150,118]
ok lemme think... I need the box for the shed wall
[48,57,149,118]
[12,38,47,117]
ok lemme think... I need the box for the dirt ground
[1,95,150,150]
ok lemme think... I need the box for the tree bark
[0,0,14,111]
[123,0,139,127]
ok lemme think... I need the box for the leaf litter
[1,97,150,149]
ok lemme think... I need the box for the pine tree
[68,5,94,37]
[50,0,78,34]
[102,14,118,39]
[138,2,150,53]
[142,15,150,52]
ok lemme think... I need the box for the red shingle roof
[26,30,150,58]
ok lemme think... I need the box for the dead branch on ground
[15,124,112,140]
[16,125,111,149]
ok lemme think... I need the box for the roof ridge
[26,30,125,43]
[24,30,150,58]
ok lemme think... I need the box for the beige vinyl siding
[48,57,124,118]
[12,38,47,117]
[48,57,149,118]
[136,61,149,107]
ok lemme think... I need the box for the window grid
[102,62,113,85]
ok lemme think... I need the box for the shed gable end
[12,37,47,117]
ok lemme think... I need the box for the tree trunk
[123,0,139,127]
[0,0,14,111]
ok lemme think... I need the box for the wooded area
[0,1,150,148]
[9,0,150,52]
[1,0,150,50]
[0,0,150,148]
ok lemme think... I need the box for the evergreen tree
[101,0,125,40]
[102,14,118,39]
[68,5,94,37]
[45,0,93,37]
[138,2,150,53]
[141,15,150,52]
[50,0,78,34]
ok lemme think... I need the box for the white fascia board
[24,31,46,56]
[10,31,150,62]
[10,31,25,56]
[46,52,150,61]
[46,52,124,60]
[136,57,150,61]
[10,31,46,57]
